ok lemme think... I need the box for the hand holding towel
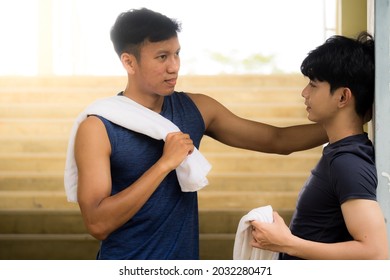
[64,95,211,202]
[233,205,279,260]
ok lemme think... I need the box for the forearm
[284,236,386,260]
[275,123,327,154]
[228,121,327,155]
[252,210,388,260]
[196,93,328,154]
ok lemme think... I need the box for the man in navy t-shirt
[251,32,388,260]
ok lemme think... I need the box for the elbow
[264,148,293,156]
[91,232,109,241]
[268,132,294,155]
[259,141,294,155]
[365,245,389,260]
[271,145,293,155]
[369,252,389,260]
[85,223,110,241]
[375,249,389,260]
[278,149,293,155]
[373,239,389,259]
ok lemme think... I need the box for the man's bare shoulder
[185,92,221,108]
[76,115,108,141]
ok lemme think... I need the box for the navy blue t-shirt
[281,133,377,260]
[95,91,205,259]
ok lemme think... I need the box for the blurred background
[2,0,387,261]
[0,0,337,76]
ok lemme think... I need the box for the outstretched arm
[188,93,327,155]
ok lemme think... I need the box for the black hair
[300,31,375,119]
[110,8,181,59]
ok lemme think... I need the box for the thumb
[272,211,287,225]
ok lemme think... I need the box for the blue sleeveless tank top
[95,91,205,259]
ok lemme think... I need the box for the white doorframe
[373,0,390,255]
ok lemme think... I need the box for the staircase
[0,75,322,260]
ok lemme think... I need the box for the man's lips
[165,78,177,86]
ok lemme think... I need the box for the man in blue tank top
[251,32,389,259]
[73,8,328,259]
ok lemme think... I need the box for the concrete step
[0,117,311,137]
[206,152,319,173]
[0,135,322,155]
[199,208,293,234]
[0,118,73,137]
[0,232,278,260]
[0,104,84,119]
[0,208,293,235]
[0,233,99,260]
[0,170,309,192]
[0,153,65,172]
[0,191,77,210]
[0,75,306,92]
[185,87,304,103]
[220,102,307,119]
[0,102,308,119]
[0,208,293,260]
[0,87,304,104]
[201,136,323,154]
[199,234,235,260]
[198,190,298,209]
[175,74,307,88]
[0,136,68,154]
[0,89,113,104]
[0,151,319,173]
[0,171,64,191]
[207,172,309,191]
[0,77,306,104]
[0,233,239,260]
[0,190,298,210]
[0,209,86,234]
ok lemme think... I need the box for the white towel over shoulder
[64,95,212,203]
[233,205,279,260]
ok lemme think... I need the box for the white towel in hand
[64,95,212,202]
[233,205,279,260]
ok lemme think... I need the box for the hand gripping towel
[64,95,212,202]
[233,205,279,260]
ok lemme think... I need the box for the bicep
[75,116,112,209]
[342,199,386,245]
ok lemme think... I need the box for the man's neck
[122,88,165,113]
[324,116,364,144]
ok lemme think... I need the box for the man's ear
[120,53,136,74]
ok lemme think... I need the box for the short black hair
[110,8,181,59]
[301,32,375,118]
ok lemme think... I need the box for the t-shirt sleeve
[330,153,377,204]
